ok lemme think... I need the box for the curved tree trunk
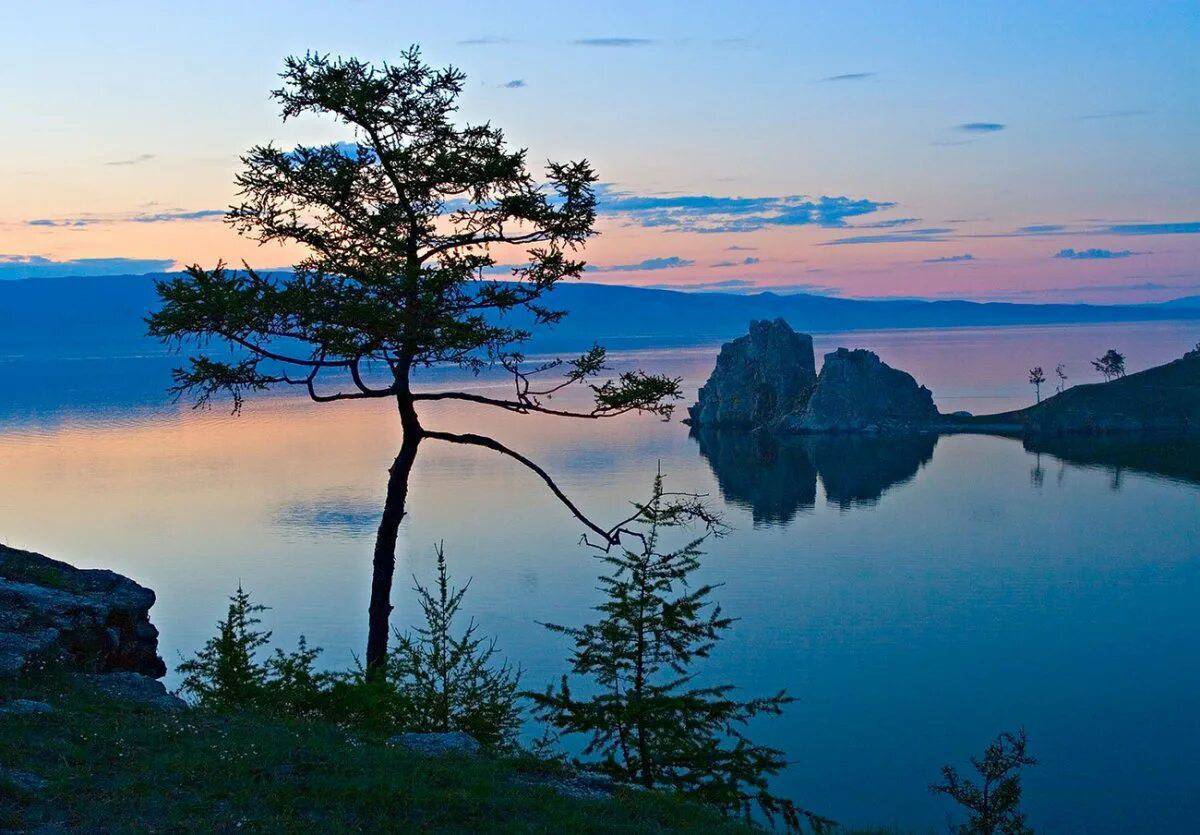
[366,389,423,677]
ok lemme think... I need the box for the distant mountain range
[2,272,1200,359]
[1160,295,1200,309]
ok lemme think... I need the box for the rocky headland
[686,319,1200,436]
[686,318,940,434]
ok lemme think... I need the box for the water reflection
[1025,434,1200,489]
[692,429,938,523]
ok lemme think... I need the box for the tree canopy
[148,48,679,421]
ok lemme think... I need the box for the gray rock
[0,544,166,679]
[0,698,54,716]
[687,319,816,429]
[778,348,940,433]
[511,769,645,801]
[0,767,48,793]
[388,731,481,757]
[81,672,186,712]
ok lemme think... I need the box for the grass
[0,672,764,833]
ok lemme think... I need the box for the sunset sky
[2,1,1197,302]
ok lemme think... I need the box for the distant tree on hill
[1091,348,1126,381]
[1027,367,1046,403]
[931,729,1037,835]
[1054,363,1068,394]
[148,49,681,676]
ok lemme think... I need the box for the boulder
[0,698,54,716]
[686,319,816,429]
[779,348,940,433]
[388,731,482,757]
[82,672,186,712]
[0,544,166,678]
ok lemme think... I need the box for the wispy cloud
[105,153,155,166]
[458,36,513,45]
[500,79,526,89]
[1079,109,1151,120]
[573,37,654,47]
[0,254,176,280]
[590,256,693,272]
[849,217,920,229]
[819,228,954,246]
[642,278,837,296]
[596,185,895,233]
[819,72,876,82]
[1018,224,1066,234]
[923,253,975,263]
[26,208,224,227]
[957,122,1006,132]
[711,256,760,267]
[1103,222,1200,236]
[725,245,757,251]
[1055,247,1136,260]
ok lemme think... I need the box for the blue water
[1,321,1198,832]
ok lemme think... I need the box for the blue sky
[1,1,1197,300]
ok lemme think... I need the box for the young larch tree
[148,49,681,675]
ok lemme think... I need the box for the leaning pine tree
[529,473,830,833]
[147,49,681,675]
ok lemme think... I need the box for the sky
[1,0,1198,303]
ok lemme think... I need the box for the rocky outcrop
[83,671,185,711]
[778,348,940,433]
[687,321,942,434]
[686,318,816,429]
[0,544,166,678]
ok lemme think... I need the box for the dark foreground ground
[0,674,911,834]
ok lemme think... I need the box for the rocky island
[686,319,1200,436]
[686,318,940,434]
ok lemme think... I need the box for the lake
[1,320,1198,833]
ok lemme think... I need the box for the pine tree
[146,49,681,676]
[530,473,828,832]
[178,585,272,708]
[388,543,522,749]
[931,729,1037,835]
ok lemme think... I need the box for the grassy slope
[0,674,760,834]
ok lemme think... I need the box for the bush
[177,547,520,749]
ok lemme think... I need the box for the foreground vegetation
[0,672,762,833]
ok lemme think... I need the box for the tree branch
[412,390,637,419]
[423,429,616,544]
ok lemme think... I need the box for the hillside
[962,348,1200,434]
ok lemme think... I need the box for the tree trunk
[366,389,423,678]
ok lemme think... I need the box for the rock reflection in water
[691,429,938,524]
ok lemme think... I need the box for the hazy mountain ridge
[2,272,1199,359]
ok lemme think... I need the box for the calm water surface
[2,321,1198,833]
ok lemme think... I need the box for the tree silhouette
[530,473,829,832]
[1091,348,1126,381]
[931,729,1037,834]
[1053,363,1068,394]
[1027,367,1045,403]
[148,50,681,674]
